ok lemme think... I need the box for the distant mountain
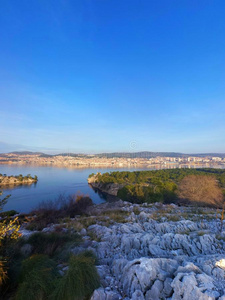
[101,152,225,158]
[96,152,225,158]
[55,153,82,157]
[95,151,184,158]
[10,151,45,155]
[0,150,225,158]
[53,151,225,159]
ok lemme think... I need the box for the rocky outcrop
[88,174,123,196]
[24,200,225,300]
[87,201,225,300]
[90,182,123,196]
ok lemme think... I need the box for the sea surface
[0,164,224,213]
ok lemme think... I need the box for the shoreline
[1,161,225,169]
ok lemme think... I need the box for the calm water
[0,164,224,213]
[0,164,148,213]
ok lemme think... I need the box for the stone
[80,228,87,236]
[131,290,145,300]
[145,279,163,300]
[91,288,106,300]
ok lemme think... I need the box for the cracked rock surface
[77,201,225,300]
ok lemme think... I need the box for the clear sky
[0,0,224,154]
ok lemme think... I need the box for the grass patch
[52,253,100,300]
[78,217,98,228]
[15,254,58,300]
[178,230,190,235]
[133,207,140,215]
[167,215,180,222]
[25,232,81,257]
[216,234,225,242]
[101,209,130,223]
[197,231,206,236]
[88,231,101,242]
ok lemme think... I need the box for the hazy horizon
[0,1,225,153]
[0,141,225,156]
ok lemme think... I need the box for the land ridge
[2,150,225,158]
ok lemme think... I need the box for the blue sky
[0,0,225,154]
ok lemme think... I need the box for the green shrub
[16,255,58,300]
[52,253,100,300]
[0,210,18,218]
[26,232,81,257]
[133,207,140,215]
[79,249,98,264]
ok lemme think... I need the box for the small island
[0,173,38,187]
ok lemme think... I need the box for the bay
[0,164,146,213]
[0,164,224,213]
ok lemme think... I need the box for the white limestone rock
[90,288,121,300]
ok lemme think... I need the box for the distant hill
[55,153,83,157]
[10,151,44,155]
[95,152,225,158]
[1,151,225,158]
[95,152,184,158]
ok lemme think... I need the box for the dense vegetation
[93,168,225,205]
[0,192,99,299]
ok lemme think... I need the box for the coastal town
[0,152,224,168]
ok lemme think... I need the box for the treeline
[94,168,225,204]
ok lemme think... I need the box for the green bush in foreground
[26,232,81,257]
[15,251,99,300]
[52,253,100,300]
[15,255,58,300]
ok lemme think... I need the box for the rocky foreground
[88,201,225,300]
[23,200,225,300]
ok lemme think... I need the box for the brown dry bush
[27,194,93,231]
[177,175,224,207]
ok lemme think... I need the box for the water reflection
[1,181,38,192]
